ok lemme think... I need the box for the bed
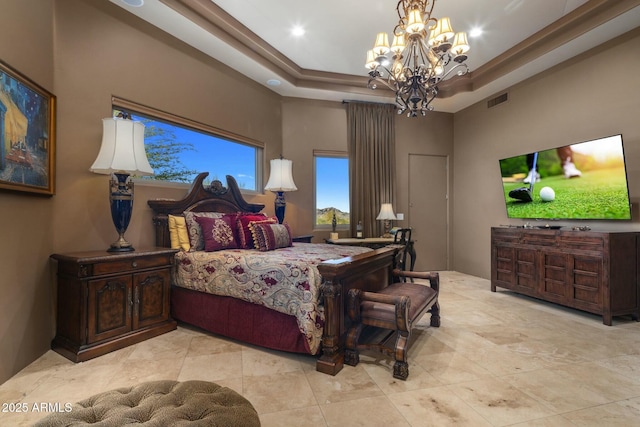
[148,173,400,375]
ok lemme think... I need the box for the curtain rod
[341,100,397,108]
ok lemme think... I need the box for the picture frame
[0,60,56,196]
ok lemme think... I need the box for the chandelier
[366,0,470,117]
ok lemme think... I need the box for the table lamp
[90,115,153,252]
[376,203,397,238]
[264,157,297,223]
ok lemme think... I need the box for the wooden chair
[344,269,440,380]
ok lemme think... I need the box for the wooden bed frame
[148,172,398,375]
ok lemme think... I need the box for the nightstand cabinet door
[88,276,133,344]
[134,268,171,329]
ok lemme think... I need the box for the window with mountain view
[315,152,349,228]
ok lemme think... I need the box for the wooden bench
[344,270,440,380]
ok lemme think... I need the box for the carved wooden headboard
[147,172,265,248]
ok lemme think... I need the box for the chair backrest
[393,228,411,244]
[393,228,413,276]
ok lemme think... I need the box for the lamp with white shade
[376,203,397,238]
[264,157,297,224]
[90,115,153,252]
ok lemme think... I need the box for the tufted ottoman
[34,380,260,426]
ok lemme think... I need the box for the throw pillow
[184,211,224,251]
[168,214,190,251]
[237,213,274,249]
[250,222,293,251]
[195,214,239,251]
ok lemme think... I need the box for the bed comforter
[173,243,371,354]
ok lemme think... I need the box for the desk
[325,237,394,249]
[326,237,416,272]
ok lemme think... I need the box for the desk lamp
[376,203,397,238]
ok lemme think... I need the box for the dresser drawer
[557,233,604,251]
[92,254,172,276]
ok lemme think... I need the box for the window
[112,98,263,191]
[314,151,349,227]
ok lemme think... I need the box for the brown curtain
[347,102,396,238]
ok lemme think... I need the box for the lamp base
[108,172,135,252]
[108,246,135,252]
[274,191,286,224]
[380,219,392,238]
[108,234,135,252]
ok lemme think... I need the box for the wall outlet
[396,213,404,220]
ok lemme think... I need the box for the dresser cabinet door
[512,247,538,294]
[568,254,603,309]
[492,244,515,288]
[133,269,170,329]
[87,276,133,343]
[539,250,569,303]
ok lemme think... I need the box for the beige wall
[0,0,55,384]
[281,98,349,239]
[453,28,640,278]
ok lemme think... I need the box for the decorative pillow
[195,214,239,252]
[184,211,224,251]
[168,215,190,251]
[236,213,275,249]
[250,222,293,252]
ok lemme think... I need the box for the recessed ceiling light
[267,79,281,86]
[121,0,144,7]
[291,25,305,37]
[469,27,483,38]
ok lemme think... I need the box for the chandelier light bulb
[452,32,470,53]
[441,17,455,37]
[427,19,441,46]
[373,32,390,57]
[365,50,379,70]
[431,18,455,50]
[452,32,470,61]
[390,35,406,56]
[406,9,425,34]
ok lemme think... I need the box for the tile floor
[2,271,640,426]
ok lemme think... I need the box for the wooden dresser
[491,227,639,325]
[51,247,178,362]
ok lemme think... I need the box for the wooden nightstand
[292,234,314,243]
[50,247,178,362]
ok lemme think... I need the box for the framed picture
[0,60,56,196]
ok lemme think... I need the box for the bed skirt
[171,286,313,354]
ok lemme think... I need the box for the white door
[408,154,449,270]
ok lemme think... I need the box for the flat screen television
[498,134,632,220]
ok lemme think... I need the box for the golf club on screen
[509,151,538,202]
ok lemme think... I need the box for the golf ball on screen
[540,186,555,202]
